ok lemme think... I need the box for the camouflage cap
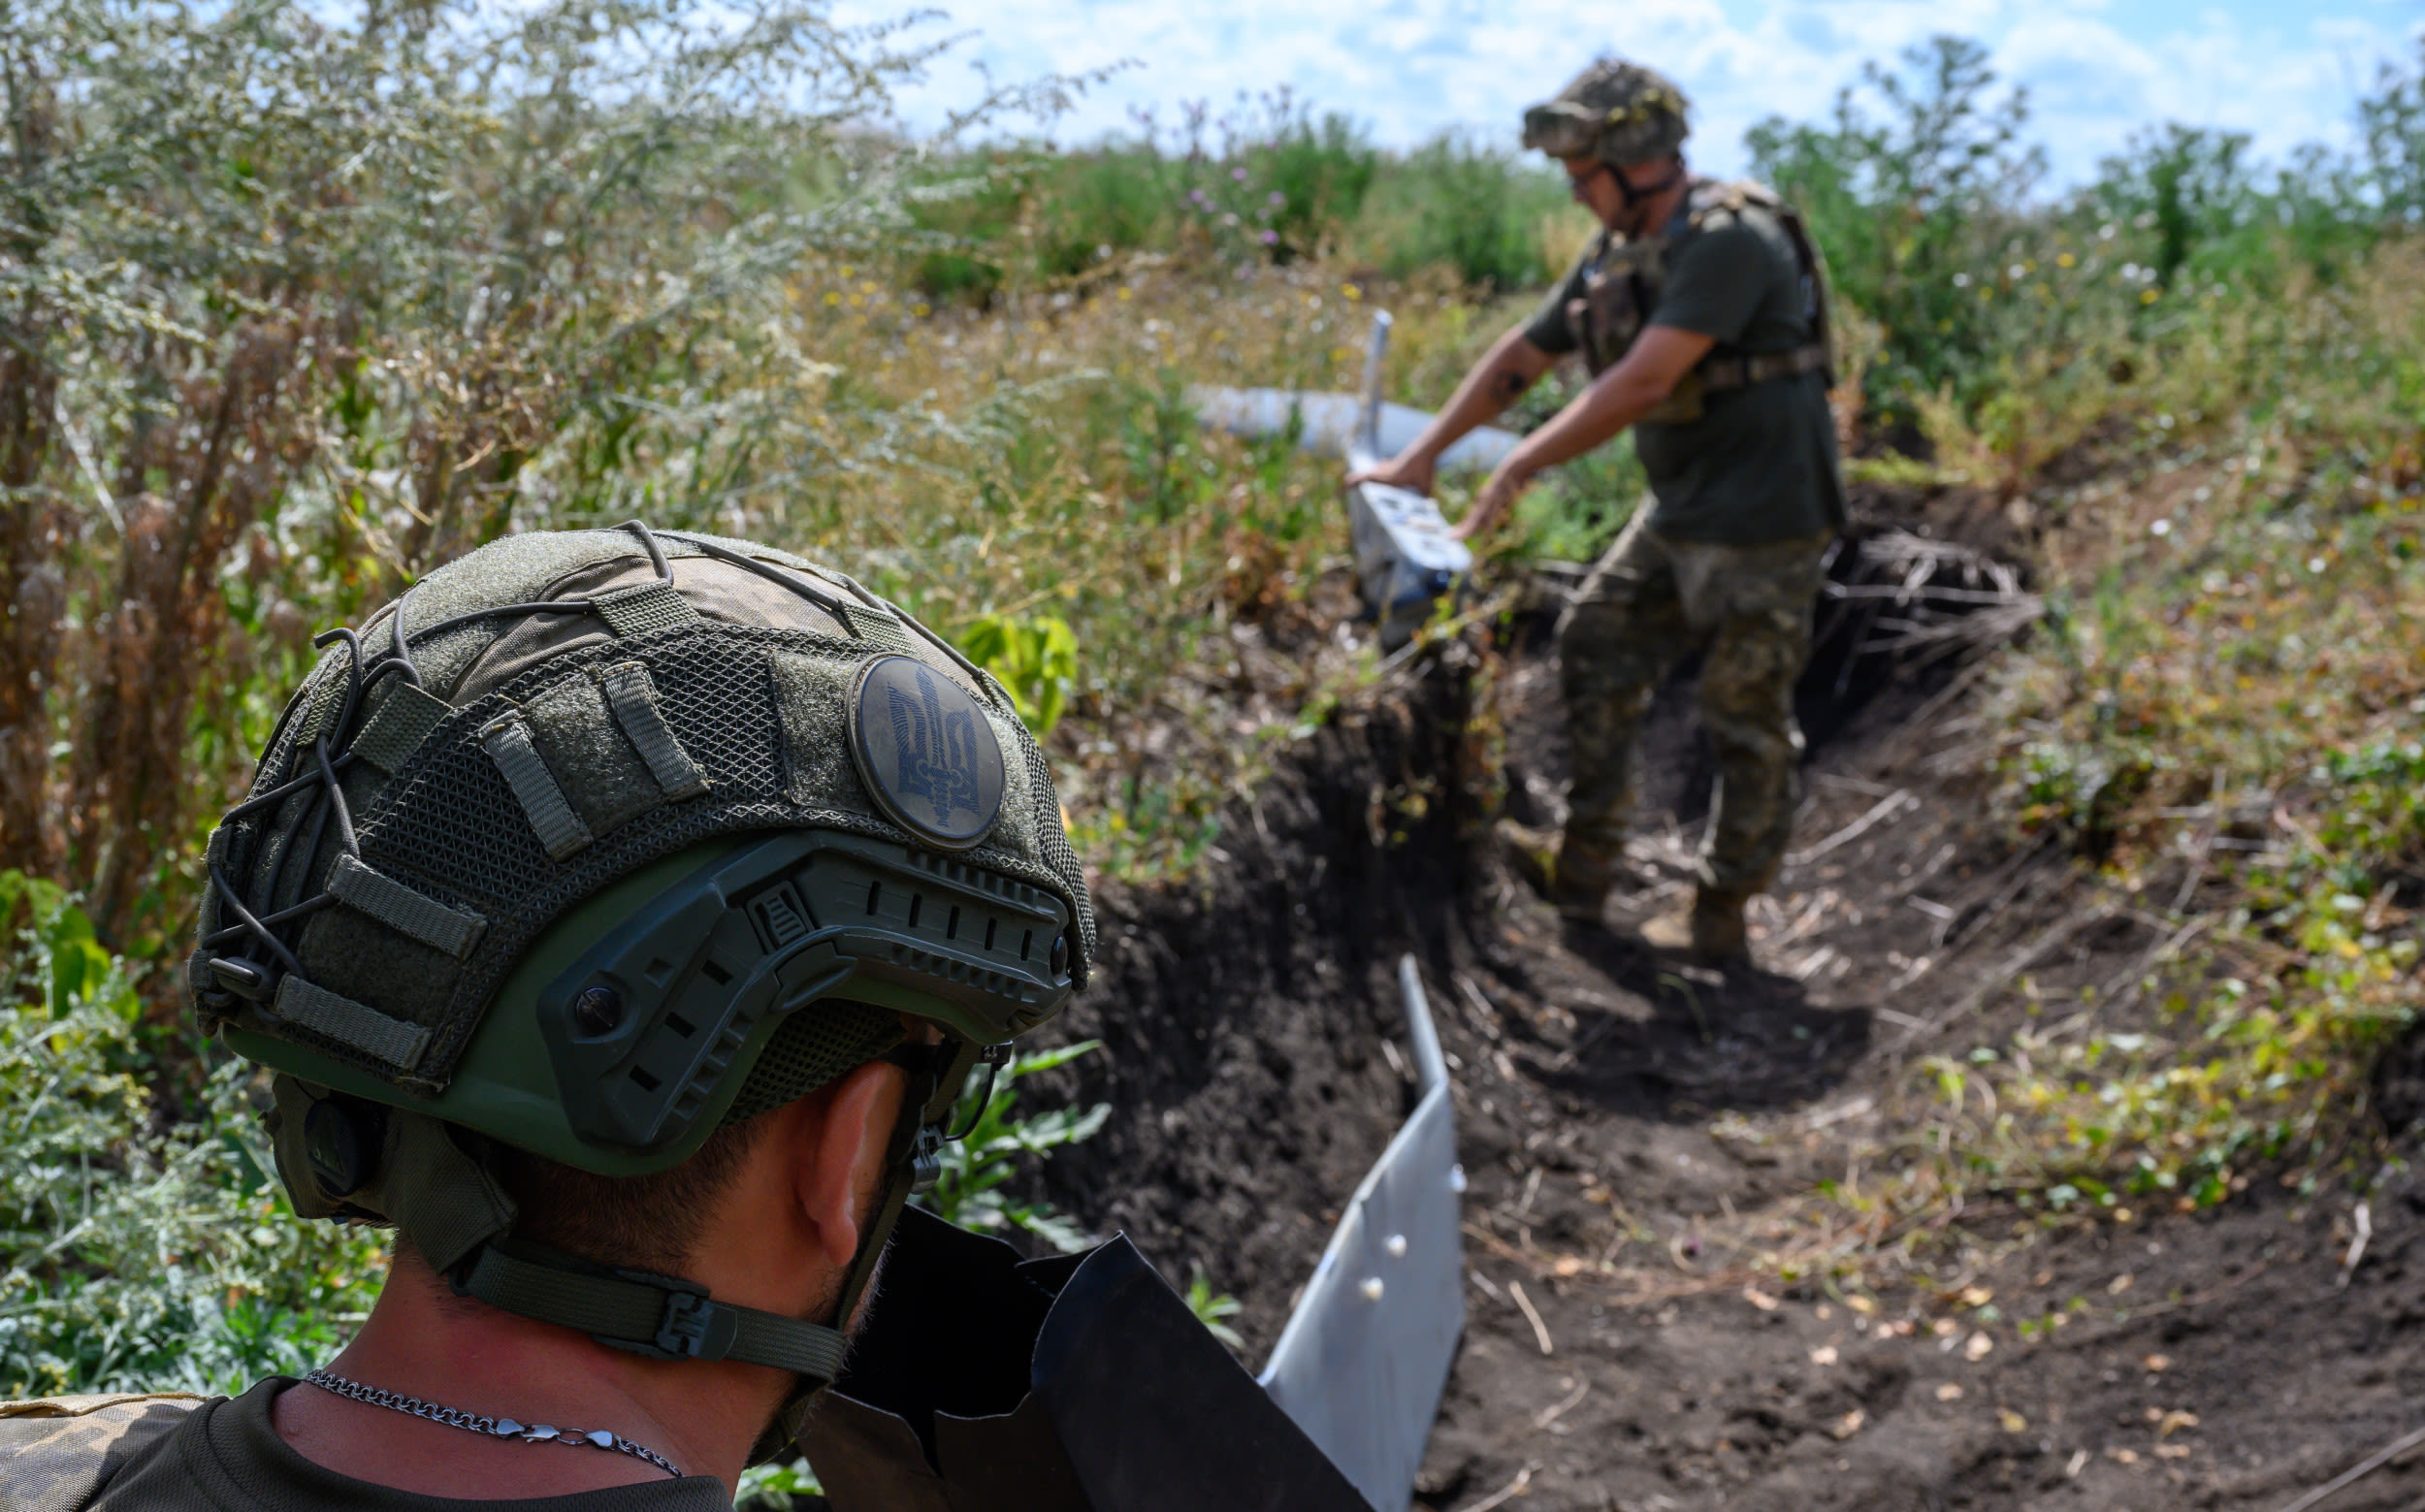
[1522,59,1691,165]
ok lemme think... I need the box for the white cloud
[842,0,2417,186]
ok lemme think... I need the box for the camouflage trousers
[1557,514,1831,897]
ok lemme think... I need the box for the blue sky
[839,0,2421,185]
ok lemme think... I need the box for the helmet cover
[193,524,1093,1190]
[1522,59,1691,165]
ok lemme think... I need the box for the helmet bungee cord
[191,522,1092,1459]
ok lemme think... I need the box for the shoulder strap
[1760,189,1837,385]
[1667,178,1838,390]
[1682,176,1749,232]
[0,1394,204,1512]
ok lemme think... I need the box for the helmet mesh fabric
[719,1001,906,1126]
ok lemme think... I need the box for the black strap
[456,1242,850,1382]
[1697,342,1832,393]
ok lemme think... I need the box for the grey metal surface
[1394,954,1447,1091]
[1258,954,1465,1512]
[1342,473,1472,652]
[1343,310,1472,651]
[1185,389,1519,473]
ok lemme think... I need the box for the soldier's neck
[267,1245,787,1496]
[1632,175,1693,240]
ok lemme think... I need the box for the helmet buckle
[645,1284,733,1360]
[907,1123,947,1195]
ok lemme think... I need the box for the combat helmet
[1522,58,1691,167]
[189,521,1091,1443]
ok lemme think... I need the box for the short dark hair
[497,1111,775,1273]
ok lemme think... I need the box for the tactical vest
[0,1393,201,1509]
[1566,177,1835,425]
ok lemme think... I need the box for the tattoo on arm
[1487,366,1530,405]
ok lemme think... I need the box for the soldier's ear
[784,1057,905,1276]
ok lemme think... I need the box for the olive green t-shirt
[1524,189,1848,546]
[1,1379,729,1512]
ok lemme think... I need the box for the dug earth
[1018,541,2425,1511]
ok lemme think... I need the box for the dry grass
[732,252,1514,875]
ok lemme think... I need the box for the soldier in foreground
[0,524,1095,1507]
[1351,59,1845,961]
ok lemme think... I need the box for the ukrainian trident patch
[847,655,1006,849]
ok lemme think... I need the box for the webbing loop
[598,662,709,799]
[327,853,488,960]
[480,714,594,860]
[273,974,433,1072]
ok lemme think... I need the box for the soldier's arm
[1453,326,1713,541]
[1345,327,1556,496]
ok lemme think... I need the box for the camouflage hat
[191,521,1091,1405]
[1522,59,1691,165]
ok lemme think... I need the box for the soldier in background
[1350,59,1845,962]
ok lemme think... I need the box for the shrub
[0,874,382,1395]
[1349,135,1578,291]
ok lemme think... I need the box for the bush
[1746,35,2045,418]
[1349,135,1579,291]
[0,875,382,1396]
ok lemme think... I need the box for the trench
[1013,515,2030,1359]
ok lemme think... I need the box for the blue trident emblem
[887,664,985,826]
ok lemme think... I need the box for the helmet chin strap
[1610,157,1685,211]
[440,1038,991,1467]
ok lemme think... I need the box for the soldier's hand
[1345,450,1437,499]
[1454,462,1534,543]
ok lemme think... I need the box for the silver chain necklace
[303,1369,684,1480]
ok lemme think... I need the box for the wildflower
[1342,283,1361,301]
[2150,519,2172,537]
[1231,166,1248,181]
[1953,273,1970,288]
[2056,252,2076,269]
[1268,190,1285,207]
[824,291,841,306]
[2008,264,2026,280]
[1260,230,1277,244]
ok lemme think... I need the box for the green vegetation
[1725,38,2425,1277]
[0,875,381,1396]
[912,94,1579,298]
[7,0,2425,1402]
[918,1040,1112,1255]
[1183,1266,1246,1349]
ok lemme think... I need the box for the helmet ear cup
[303,1095,383,1200]
[269,1078,390,1215]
